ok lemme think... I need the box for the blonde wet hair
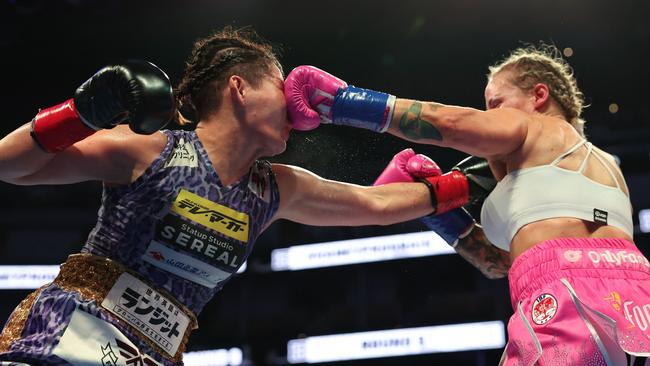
[488,44,587,136]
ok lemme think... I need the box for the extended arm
[284,66,529,160]
[387,100,528,159]
[271,164,434,227]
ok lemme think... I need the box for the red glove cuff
[420,171,470,214]
[30,99,96,153]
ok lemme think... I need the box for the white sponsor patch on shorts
[101,273,190,356]
[142,240,232,288]
[52,307,162,366]
[559,248,650,269]
[531,293,558,325]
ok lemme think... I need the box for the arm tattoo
[454,228,511,279]
[397,101,443,141]
[428,103,444,112]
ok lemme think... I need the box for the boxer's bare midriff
[509,217,633,259]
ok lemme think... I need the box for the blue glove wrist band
[331,85,395,133]
[420,208,474,247]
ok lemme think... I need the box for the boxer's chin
[268,139,287,157]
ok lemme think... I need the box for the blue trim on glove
[331,85,393,132]
[420,208,474,246]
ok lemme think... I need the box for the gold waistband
[56,253,198,362]
[0,253,198,363]
[0,288,41,354]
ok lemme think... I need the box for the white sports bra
[480,139,633,251]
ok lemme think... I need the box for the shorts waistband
[54,254,198,363]
[508,237,649,307]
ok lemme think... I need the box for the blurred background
[1,0,649,364]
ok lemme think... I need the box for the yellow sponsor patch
[171,189,249,242]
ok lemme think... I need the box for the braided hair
[175,26,282,125]
[488,44,587,136]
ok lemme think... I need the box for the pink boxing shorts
[501,237,650,366]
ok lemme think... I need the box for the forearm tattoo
[454,228,511,279]
[397,102,443,141]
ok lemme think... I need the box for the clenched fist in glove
[284,65,396,132]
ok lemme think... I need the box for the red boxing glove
[373,148,469,215]
[419,171,470,214]
[30,99,96,153]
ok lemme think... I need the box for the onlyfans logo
[564,250,582,262]
[587,250,650,267]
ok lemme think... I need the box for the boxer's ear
[229,75,248,106]
[532,83,550,112]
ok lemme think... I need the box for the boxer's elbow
[0,165,46,185]
[366,194,423,226]
[363,192,396,226]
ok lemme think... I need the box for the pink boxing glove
[373,148,442,186]
[407,153,442,179]
[284,65,347,131]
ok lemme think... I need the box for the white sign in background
[287,321,506,364]
[0,262,247,290]
[271,231,453,271]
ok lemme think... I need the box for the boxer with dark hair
[0,27,465,365]
[287,44,650,364]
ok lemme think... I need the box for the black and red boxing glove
[419,156,496,215]
[31,60,174,153]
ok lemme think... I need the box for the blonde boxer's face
[484,71,536,114]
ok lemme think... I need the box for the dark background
[1,0,649,365]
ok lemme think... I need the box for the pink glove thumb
[373,148,416,186]
[407,154,442,178]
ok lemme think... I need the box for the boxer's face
[484,71,536,114]
[245,65,292,156]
